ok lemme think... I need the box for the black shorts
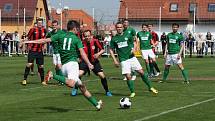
[28,51,44,65]
[79,60,103,75]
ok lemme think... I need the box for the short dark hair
[123,19,128,22]
[116,21,123,26]
[148,23,153,26]
[172,23,179,27]
[84,29,91,34]
[52,20,58,25]
[142,24,148,28]
[67,20,80,31]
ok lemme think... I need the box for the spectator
[205,32,214,57]
[103,31,112,55]
[186,34,195,58]
[196,33,205,58]
[1,31,9,55]
[13,31,20,56]
[160,32,167,55]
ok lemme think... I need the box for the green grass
[0,56,215,121]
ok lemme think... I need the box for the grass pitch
[0,56,215,121]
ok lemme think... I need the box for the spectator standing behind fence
[205,32,214,57]
[196,33,205,58]
[13,31,20,56]
[160,32,167,55]
[186,34,195,58]
[103,31,112,55]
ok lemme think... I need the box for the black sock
[24,66,30,80]
[38,67,44,82]
[152,62,160,72]
[101,77,109,92]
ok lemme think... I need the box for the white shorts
[165,54,182,65]
[53,54,61,65]
[61,61,82,85]
[141,49,156,60]
[120,57,142,75]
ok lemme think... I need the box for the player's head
[147,24,153,31]
[67,20,80,34]
[37,18,43,28]
[142,24,148,32]
[116,21,124,34]
[52,20,59,31]
[172,23,179,33]
[123,19,129,28]
[83,30,92,42]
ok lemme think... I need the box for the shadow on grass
[37,106,96,113]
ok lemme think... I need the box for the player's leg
[151,57,161,76]
[30,63,34,75]
[22,51,34,85]
[141,50,151,76]
[160,54,171,83]
[177,63,189,84]
[36,52,45,85]
[70,70,85,96]
[53,54,63,75]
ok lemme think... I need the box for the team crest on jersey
[124,37,128,40]
[92,46,95,49]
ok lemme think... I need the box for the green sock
[87,96,98,107]
[126,80,135,93]
[181,69,189,81]
[56,69,63,76]
[141,73,152,89]
[53,74,66,84]
[146,64,150,74]
[162,68,169,81]
[149,63,154,74]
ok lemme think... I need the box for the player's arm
[178,36,185,59]
[109,48,120,67]
[164,35,169,59]
[94,40,105,59]
[79,48,94,69]
[23,38,51,44]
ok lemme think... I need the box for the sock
[101,77,109,92]
[149,63,154,75]
[24,66,30,80]
[141,73,152,89]
[152,61,160,72]
[53,74,66,84]
[87,96,98,107]
[56,69,63,76]
[162,68,169,81]
[181,69,189,81]
[126,80,134,93]
[146,63,150,74]
[38,67,44,82]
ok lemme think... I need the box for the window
[189,3,197,13]
[208,3,215,12]
[4,4,13,12]
[170,3,178,12]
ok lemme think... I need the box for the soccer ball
[119,97,131,109]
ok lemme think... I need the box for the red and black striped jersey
[82,38,103,62]
[27,27,47,52]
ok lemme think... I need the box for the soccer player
[20,19,47,85]
[46,20,64,80]
[137,24,160,77]
[109,22,158,98]
[71,30,112,96]
[148,24,161,77]
[160,23,189,84]
[123,19,137,80]
[23,20,103,110]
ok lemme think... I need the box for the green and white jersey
[46,30,66,54]
[137,31,152,50]
[167,32,184,54]
[124,27,136,37]
[51,31,83,65]
[110,32,134,62]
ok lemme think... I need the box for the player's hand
[114,60,120,67]
[94,53,100,59]
[177,54,181,60]
[164,54,167,59]
[88,63,94,70]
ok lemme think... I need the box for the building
[0,0,50,35]
[119,0,215,34]
[50,8,94,30]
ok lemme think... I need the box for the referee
[21,18,47,85]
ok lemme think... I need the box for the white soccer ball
[119,97,131,109]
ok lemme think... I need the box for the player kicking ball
[160,23,189,84]
[109,22,158,98]
[23,20,102,110]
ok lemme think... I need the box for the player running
[109,22,158,98]
[71,30,112,96]
[23,20,103,110]
[160,23,189,84]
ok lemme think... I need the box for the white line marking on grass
[134,97,215,121]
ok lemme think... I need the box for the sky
[48,0,120,24]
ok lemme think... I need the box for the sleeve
[132,28,136,36]
[129,35,134,48]
[95,39,104,50]
[76,38,84,49]
[27,28,34,39]
[149,33,153,41]
[155,33,159,41]
[110,38,115,49]
[50,33,59,43]
[179,35,184,44]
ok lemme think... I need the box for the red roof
[119,0,215,21]
[51,9,94,30]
